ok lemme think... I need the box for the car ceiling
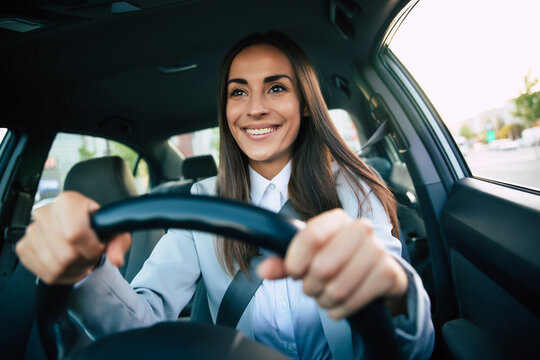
[1,0,403,147]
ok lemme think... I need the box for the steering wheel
[36,194,401,359]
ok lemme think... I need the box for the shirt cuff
[73,254,107,289]
[390,255,430,341]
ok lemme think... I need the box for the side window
[35,133,149,207]
[389,0,540,191]
[0,128,14,182]
[329,109,361,153]
[0,128,7,144]
[170,127,220,166]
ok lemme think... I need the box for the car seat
[151,155,217,196]
[63,156,164,282]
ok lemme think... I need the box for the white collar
[249,161,291,206]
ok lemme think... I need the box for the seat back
[64,156,139,206]
[152,154,217,196]
[64,156,163,281]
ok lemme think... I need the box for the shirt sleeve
[67,227,201,340]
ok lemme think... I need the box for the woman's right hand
[15,191,131,285]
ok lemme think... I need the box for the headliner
[1,0,403,147]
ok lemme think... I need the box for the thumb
[106,232,132,267]
[257,256,287,280]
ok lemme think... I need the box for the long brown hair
[216,31,398,275]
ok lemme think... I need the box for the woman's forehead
[228,44,295,82]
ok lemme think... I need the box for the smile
[244,126,280,135]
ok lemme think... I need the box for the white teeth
[246,127,277,135]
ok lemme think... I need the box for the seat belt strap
[216,200,301,328]
[360,120,388,151]
[216,261,262,328]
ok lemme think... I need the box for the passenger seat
[152,155,217,196]
[64,156,164,282]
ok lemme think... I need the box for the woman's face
[226,44,304,179]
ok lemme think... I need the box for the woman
[16,32,434,359]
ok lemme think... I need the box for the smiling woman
[226,44,303,179]
[14,31,434,360]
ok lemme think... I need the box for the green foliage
[78,144,96,161]
[109,141,137,170]
[210,127,220,156]
[108,141,149,177]
[496,122,525,140]
[513,71,540,127]
[459,123,475,139]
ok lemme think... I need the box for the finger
[106,232,132,267]
[16,226,48,279]
[302,218,374,298]
[315,231,382,308]
[257,257,287,279]
[20,193,103,284]
[56,192,105,260]
[17,221,75,284]
[285,209,352,279]
[327,255,407,319]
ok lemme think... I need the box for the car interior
[0,0,539,359]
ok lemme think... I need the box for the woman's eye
[229,89,246,97]
[269,84,286,93]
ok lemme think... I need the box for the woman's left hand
[258,208,408,319]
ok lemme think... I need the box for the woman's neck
[249,157,290,180]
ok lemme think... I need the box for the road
[463,146,540,191]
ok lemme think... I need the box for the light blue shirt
[249,162,332,359]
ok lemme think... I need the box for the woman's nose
[247,94,268,118]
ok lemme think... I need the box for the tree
[497,122,525,140]
[512,71,540,127]
[459,123,475,139]
[109,141,137,170]
[109,141,148,177]
[78,138,96,161]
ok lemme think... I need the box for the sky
[389,0,540,127]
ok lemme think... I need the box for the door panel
[441,178,540,358]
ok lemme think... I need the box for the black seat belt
[216,200,301,328]
[216,261,262,328]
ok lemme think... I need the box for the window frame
[381,0,540,195]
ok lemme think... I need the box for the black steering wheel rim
[36,194,400,359]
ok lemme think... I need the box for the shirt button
[279,301,287,309]
[287,343,296,351]
[268,183,275,190]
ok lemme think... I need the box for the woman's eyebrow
[227,78,247,85]
[264,74,292,83]
[227,74,292,86]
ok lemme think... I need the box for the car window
[389,0,540,191]
[329,109,361,153]
[0,128,7,144]
[34,133,149,207]
[170,127,220,164]
[0,127,13,181]
[169,109,361,163]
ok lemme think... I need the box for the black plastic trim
[441,178,540,317]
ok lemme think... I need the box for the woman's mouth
[244,126,281,136]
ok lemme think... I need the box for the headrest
[182,155,217,181]
[64,156,138,206]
